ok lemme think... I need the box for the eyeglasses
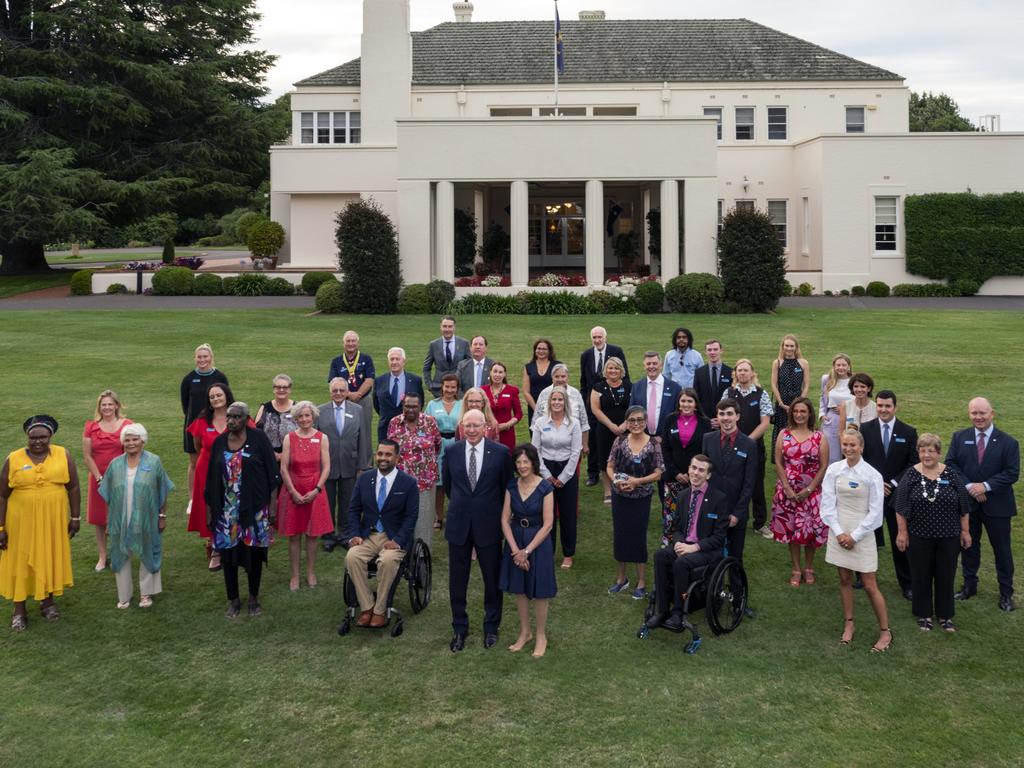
[626,417,646,424]
[274,385,291,390]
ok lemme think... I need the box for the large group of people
[1,319,1018,661]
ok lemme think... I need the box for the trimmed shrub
[397,284,433,314]
[514,290,594,315]
[105,282,129,294]
[247,220,285,260]
[840,289,850,296]
[193,273,223,296]
[229,273,268,296]
[952,278,981,296]
[718,207,788,312]
[315,279,345,313]
[634,280,665,314]
[851,285,866,296]
[196,234,235,247]
[781,281,794,297]
[70,269,96,296]
[301,271,337,296]
[425,280,456,313]
[222,276,238,295]
[151,266,194,296]
[664,273,723,314]
[336,198,401,313]
[866,281,890,297]
[823,290,834,296]
[236,212,268,244]
[796,283,813,296]
[264,277,295,296]
[161,240,175,264]
[892,282,957,297]
[587,289,636,314]
[448,293,518,315]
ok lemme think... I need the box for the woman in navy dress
[521,338,560,426]
[500,444,556,658]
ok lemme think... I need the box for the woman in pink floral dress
[770,397,830,587]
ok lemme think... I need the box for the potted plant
[246,220,285,269]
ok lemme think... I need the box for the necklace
[920,475,939,503]
[606,382,627,406]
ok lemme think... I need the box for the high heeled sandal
[870,628,893,653]
[802,567,816,585]
[840,618,855,645]
[789,569,802,587]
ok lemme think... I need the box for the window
[735,107,754,140]
[767,107,787,140]
[593,106,637,116]
[735,200,755,213]
[846,106,865,133]
[717,200,724,236]
[768,200,788,249]
[538,106,586,116]
[299,111,361,144]
[490,107,532,117]
[874,196,898,251]
[802,197,810,255]
[704,107,722,140]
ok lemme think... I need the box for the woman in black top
[589,357,631,503]
[659,388,712,546]
[180,343,228,494]
[894,433,971,632]
[522,338,560,426]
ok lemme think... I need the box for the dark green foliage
[335,199,401,313]
[151,266,194,296]
[796,283,813,297]
[781,281,793,296]
[221,276,239,295]
[195,234,236,247]
[177,214,220,244]
[236,212,268,244]
[162,240,176,264]
[454,209,477,277]
[612,232,639,271]
[193,273,224,296]
[228,273,268,296]
[513,291,594,315]
[105,283,129,294]
[840,289,850,296]
[891,282,957,297]
[851,285,866,296]
[69,269,96,296]
[909,92,976,132]
[397,284,433,314]
[264,277,295,296]
[587,290,636,314]
[633,280,665,313]
[824,290,834,296]
[246,220,285,259]
[866,281,890,298]
[718,207,788,312]
[448,293,519,314]
[646,208,661,260]
[951,278,981,296]
[217,208,253,243]
[664,273,723,314]
[480,224,510,274]
[425,280,456,313]
[315,279,345,313]
[301,271,337,296]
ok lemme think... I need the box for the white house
[269,1,1024,295]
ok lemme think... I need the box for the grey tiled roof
[296,18,902,87]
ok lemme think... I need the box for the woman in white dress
[820,427,892,652]
[819,354,852,463]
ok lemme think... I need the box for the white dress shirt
[819,458,885,542]
[532,385,589,432]
[531,415,583,484]
[464,439,484,485]
[375,467,397,502]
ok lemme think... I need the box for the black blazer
[671,485,730,553]
[443,438,513,547]
[945,426,1020,518]
[579,344,629,400]
[372,372,424,433]
[661,412,713,480]
[205,427,280,531]
[693,363,734,420]
[347,469,419,549]
[861,417,917,509]
[701,430,757,522]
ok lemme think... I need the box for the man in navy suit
[345,440,419,627]
[443,409,513,651]
[701,398,757,567]
[647,454,730,629]
[455,335,495,395]
[580,326,629,485]
[372,347,424,444]
[630,351,682,439]
[693,339,733,423]
[946,397,1020,612]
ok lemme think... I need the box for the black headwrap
[23,414,59,435]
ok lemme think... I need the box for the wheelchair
[337,537,432,638]
[636,555,748,654]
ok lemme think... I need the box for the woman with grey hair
[255,373,298,457]
[99,423,174,609]
[279,400,332,591]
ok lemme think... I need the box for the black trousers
[750,439,768,530]
[324,475,356,540]
[543,458,578,557]
[908,534,959,620]
[585,403,599,479]
[448,539,503,635]
[653,547,720,614]
[224,557,264,601]
[884,506,912,589]
[726,521,747,564]
[961,508,1015,597]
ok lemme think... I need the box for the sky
[254,0,1023,130]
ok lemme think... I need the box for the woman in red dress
[482,361,523,452]
[279,401,332,591]
[187,382,234,572]
[82,390,132,572]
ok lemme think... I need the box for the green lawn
[44,248,234,265]
[0,272,73,298]
[0,309,1021,767]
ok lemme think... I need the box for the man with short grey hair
[318,377,370,552]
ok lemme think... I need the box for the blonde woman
[531,387,582,569]
[819,354,852,463]
[770,334,810,449]
[82,390,132,572]
[456,387,500,441]
[180,343,229,495]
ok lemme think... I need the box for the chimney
[579,10,605,21]
[453,2,473,22]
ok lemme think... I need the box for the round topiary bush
[70,269,96,296]
[851,285,866,296]
[301,271,337,296]
[664,273,724,314]
[315,278,345,313]
[425,279,456,313]
[193,273,223,296]
[230,273,269,296]
[397,283,433,314]
[222,276,239,295]
[866,280,890,298]
[264,277,295,296]
[151,266,194,296]
[235,212,267,244]
[634,280,665,313]
[105,283,129,294]
[718,207,788,312]
[247,220,285,260]
[796,283,814,297]
[952,277,981,296]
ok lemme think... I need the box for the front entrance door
[529,200,585,268]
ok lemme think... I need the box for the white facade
[269,1,1024,294]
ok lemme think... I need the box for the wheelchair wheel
[342,571,358,609]
[408,538,432,614]
[338,617,351,636]
[391,618,404,638]
[707,557,748,636]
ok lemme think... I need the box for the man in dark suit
[860,390,917,599]
[946,397,1020,612]
[647,454,730,629]
[630,351,682,438]
[580,326,629,485]
[455,335,494,395]
[372,346,424,444]
[344,440,419,628]
[423,315,469,397]
[443,408,513,651]
[693,339,733,423]
[318,378,370,551]
[701,398,757,568]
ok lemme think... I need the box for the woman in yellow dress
[0,415,81,630]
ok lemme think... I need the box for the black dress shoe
[853,577,864,590]
[902,588,913,601]
[449,633,468,652]
[484,632,499,649]
[322,539,337,553]
[645,612,667,629]
[999,596,1015,612]
[743,605,758,620]
[954,585,977,601]
[663,612,684,631]
[585,476,599,487]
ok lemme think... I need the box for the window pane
[875,197,897,250]
[735,200,755,213]
[704,107,723,140]
[333,112,347,143]
[300,112,313,128]
[490,107,532,116]
[846,106,865,133]
[528,219,542,255]
[735,107,754,140]
[349,128,361,144]
[593,106,637,116]
[316,112,330,143]
[768,200,788,248]
[768,107,787,140]
[566,219,585,255]
[300,112,313,144]
[545,219,562,256]
[349,111,360,127]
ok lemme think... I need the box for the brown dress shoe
[369,612,388,628]
[356,610,373,627]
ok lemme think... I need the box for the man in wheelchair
[646,454,730,630]
[344,439,419,628]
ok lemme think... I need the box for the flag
[555,3,565,75]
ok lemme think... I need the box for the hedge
[397,284,433,314]
[70,269,96,296]
[229,273,269,296]
[664,273,723,314]
[301,271,337,296]
[425,280,456,313]
[315,279,345,313]
[151,266,194,296]
[105,282,129,294]
[264,277,295,296]
[866,281,890,298]
[449,290,637,315]
[634,280,665,313]
[891,282,956,297]
[193,273,223,296]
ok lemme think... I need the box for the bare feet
[532,636,548,658]
[508,633,533,652]
[289,577,300,592]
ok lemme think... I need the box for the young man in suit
[647,454,730,630]
[318,378,370,552]
[372,347,424,444]
[860,390,918,599]
[726,359,774,536]
[455,335,494,395]
[693,339,733,423]
[344,440,419,628]
[630,351,682,439]
[946,397,1020,612]
[423,315,469,397]
[443,409,514,650]
[580,326,629,485]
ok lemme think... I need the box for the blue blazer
[630,377,683,437]
[700,430,758,523]
[443,438,513,547]
[372,372,424,436]
[945,426,1020,518]
[347,469,419,549]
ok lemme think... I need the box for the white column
[397,180,432,284]
[682,178,718,275]
[435,180,455,282]
[660,179,680,282]
[473,187,485,265]
[510,180,529,286]
[585,179,604,286]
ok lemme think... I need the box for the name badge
[20,464,32,471]
[894,437,906,443]
[633,456,642,464]
[417,430,426,437]
[670,428,679,434]
[310,438,320,443]
[964,440,975,445]
[192,378,201,383]
[241,451,251,458]
[663,390,673,398]
[345,413,353,419]
[708,513,719,519]
[849,481,859,488]
[393,491,405,496]
[140,466,151,472]
[794,367,802,373]
[784,434,793,441]
[543,427,553,432]
[206,427,217,432]
[938,479,950,486]
[737,450,748,458]
[501,393,510,399]
[749,400,758,407]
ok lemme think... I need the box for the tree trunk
[0,239,52,274]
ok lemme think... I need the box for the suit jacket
[630,376,683,437]
[347,469,419,549]
[423,336,470,394]
[945,426,1020,518]
[316,400,370,478]
[579,344,629,401]
[861,417,917,510]
[443,438,513,547]
[701,430,757,522]
[661,412,713,479]
[671,485,730,553]
[693,363,734,420]
[372,371,424,425]
[456,356,495,395]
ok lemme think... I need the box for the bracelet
[158,514,167,519]
[0,526,5,533]
[70,517,81,522]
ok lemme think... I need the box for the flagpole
[554,0,560,116]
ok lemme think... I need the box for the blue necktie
[445,340,452,367]
[391,376,400,407]
[335,405,344,435]
[882,422,890,456]
[375,476,387,533]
